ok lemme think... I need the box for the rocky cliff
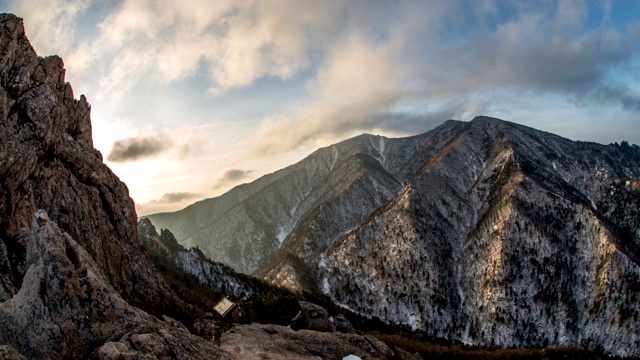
[0,14,231,358]
[138,217,272,302]
[0,13,181,314]
[0,14,427,359]
[148,117,640,357]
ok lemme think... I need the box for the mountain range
[1,11,639,359]
[0,13,429,359]
[148,116,640,357]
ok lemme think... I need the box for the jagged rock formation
[138,218,257,299]
[0,14,230,358]
[0,210,228,359]
[0,13,181,316]
[148,117,640,357]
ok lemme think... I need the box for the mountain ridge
[147,115,640,357]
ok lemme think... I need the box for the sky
[1,0,639,215]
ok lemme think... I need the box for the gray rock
[220,323,421,360]
[0,345,26,360]
[330,314,356,334]
[99,325,231,360]
[0,238,16,301]
[0,211,229,359]
[290,301,334,332]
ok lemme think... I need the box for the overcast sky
[2,0,639,215]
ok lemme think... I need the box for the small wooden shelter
[213,296,237,317]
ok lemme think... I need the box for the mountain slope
[311,118,640,356]
[146,123,463,275]
[148,117,640,357]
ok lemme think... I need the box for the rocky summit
[148,117,640,355]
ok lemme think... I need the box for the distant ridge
[148,115,640,357]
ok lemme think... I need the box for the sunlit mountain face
[148,116,640,357]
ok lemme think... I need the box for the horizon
[1,0,639,215]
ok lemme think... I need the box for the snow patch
[407,314,421,330]
[330,145,339,171]
[276,226,290,246]
[343,355,361,360]
[318,255,331,294]
[370,136,387,167]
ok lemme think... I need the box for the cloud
[65,0,345,99]
[8,0,639,163]
[212,169,252,189]
[245,1,640,155]
[156,192,200,204]
[135,191,201,216]
[106,135,170,162]
[7,0,88,57]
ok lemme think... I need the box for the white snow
[330,145,339,171]
[370,136,387,167]
[342,356,361,360]
[276,226,290,246]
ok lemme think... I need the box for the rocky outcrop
[0,211,227,359]
[138,218,259,299]
[220,324,422,360]
[0,14,230,358]
[0,13,180,316]
[97,316,230,360]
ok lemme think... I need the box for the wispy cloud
[135,191,201,216]
[156,192,199,204]
[245,0,640,155]
[7,0,87,57]
[212,169,253,190]
[107,134,170,163]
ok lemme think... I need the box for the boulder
[330,314,356,334]
[290,301,335,332]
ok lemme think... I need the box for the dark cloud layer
[107,135,169,162]
[212,169,252,189]
[136,191,200,216]
[157,192,199,203]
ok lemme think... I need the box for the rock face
[0,14,230,359]
[0,13,181,316]
[149,117,640,357]
[0,210,227,359]
[138,218,257,299]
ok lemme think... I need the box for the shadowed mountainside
[148,117,640,357]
